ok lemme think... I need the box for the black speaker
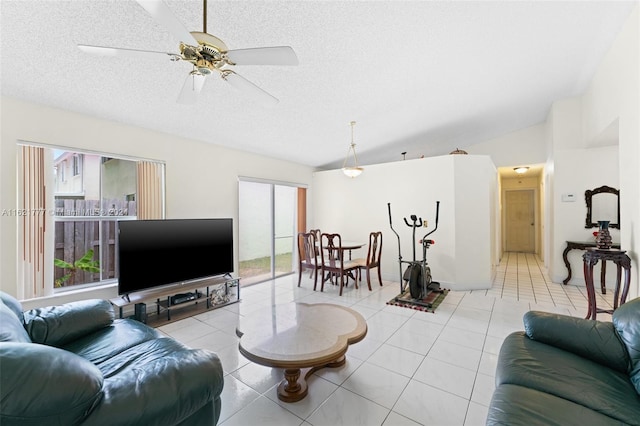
[134,303,147,323]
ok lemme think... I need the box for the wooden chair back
[365,232,383,267]
[320,232,359,296]
[320,233,343,270]
[297,231,320,289]
[298,232,317,265]
[310,229,321,254]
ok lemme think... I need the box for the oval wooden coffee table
[236,302,367,402]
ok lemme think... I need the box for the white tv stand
[110,275,240,325]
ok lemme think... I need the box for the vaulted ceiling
[1,1,635,169]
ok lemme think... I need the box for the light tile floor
[157,252,618,426]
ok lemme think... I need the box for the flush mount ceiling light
[342,121,363,178]
[514,166,530,174]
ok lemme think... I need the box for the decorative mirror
[585,185,620,229]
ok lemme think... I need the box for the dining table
[337,241,365,260]
[318,241,364,286]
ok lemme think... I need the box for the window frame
[18,141,165,295]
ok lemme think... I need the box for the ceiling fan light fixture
[196,64,213,75]
[342,121,363,178]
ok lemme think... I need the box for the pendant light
[342,121,363,178]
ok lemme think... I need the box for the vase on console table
[595,220,612,249]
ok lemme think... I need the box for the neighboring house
[54,152,136,207]
[54,152,100,200]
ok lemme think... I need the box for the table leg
[614,263,622,309]
[583,260,596,320]
[600,260,607,294]
[621,266,631,307]
[276,355,348,402]
[277,368,308,402]
[562,245,572,284]
[616,258,632,309]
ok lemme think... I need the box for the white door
[505,190,535,252]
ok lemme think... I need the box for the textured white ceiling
[1,1,635,169]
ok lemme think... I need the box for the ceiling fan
[78,0,298,106]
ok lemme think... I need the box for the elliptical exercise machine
[388,201,443,308]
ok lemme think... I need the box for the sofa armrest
[0,342,104,426]
[523,311,630,373]
[24,299,114,346]
[84,339,224,426]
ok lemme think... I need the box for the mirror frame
[585,185,620,229]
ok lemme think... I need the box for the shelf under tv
[110,275,240,325]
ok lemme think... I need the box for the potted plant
[54,249,101,287]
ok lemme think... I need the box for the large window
[53,151,139,290]
[18,144,165,297]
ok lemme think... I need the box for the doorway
[504,189,535,253]
[238,180,300,285]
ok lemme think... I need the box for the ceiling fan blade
[177,72,207,104]
[226,46,299,66]
[222,72,279,106]
[78,44,176,59]
[136,0,198,45]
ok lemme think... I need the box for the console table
[582,249,631,320]
[562,241,620,290]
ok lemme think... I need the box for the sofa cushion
[0,342,104,426]
[613,297,640,394]
[0,292,24,321]
[62,318,162,364]
[496,332,640,424]
[487,384,623,426]
[82,337,224,426]
[24,299,114,346]
[0,301,30,343]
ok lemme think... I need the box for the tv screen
[117,218,233,295]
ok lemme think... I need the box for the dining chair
[353,231,383,291]
[320,233,359,296]
[297,232,321,290]
[310,229,321,255]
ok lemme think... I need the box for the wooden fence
[54,199,136,287]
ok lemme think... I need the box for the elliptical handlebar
[388,203,402,252]
[388,203,404,286]
[403,216,422,228]
[423,201,440,239]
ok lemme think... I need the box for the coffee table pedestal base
[276,355,347,402]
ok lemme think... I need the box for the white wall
[0,97,314,306]
[312,154,496,291]
[552,146,620,285]
[552,5,639,297]
[468,123,547,167]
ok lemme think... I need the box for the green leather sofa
[0,291,224,425]
[487,296,640,425]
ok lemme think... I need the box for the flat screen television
[117,218,233,296]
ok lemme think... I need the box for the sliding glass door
[239,180,297,285]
